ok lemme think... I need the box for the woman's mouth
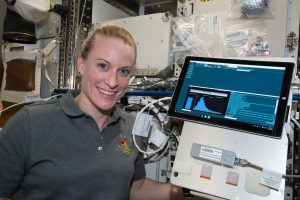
[98,88,117,96]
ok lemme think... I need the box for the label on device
[199,146,222,162]
[191,143,236,168]
[259,169,282,191]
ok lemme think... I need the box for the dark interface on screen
[168,56,294,138]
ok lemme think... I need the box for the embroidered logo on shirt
[117,137,132,156]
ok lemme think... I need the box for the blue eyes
[97,63,108,69]
[120,69,131,76]
[97,63,131,77]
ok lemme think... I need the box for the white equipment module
[168,56,295,199]
[99,13,172,76]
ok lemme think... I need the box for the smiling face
[76,34,135,114]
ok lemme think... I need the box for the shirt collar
[110,106,123,124]
[60,90,84,117]
[60,90,123,123]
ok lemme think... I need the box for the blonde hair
[80,23,137,63]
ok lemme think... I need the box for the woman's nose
[105,71,118,88]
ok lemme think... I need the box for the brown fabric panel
[0,0,5,65]
[5,59,35,91]
[0,101,25,127]
[0,62,3,89]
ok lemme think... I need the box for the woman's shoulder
[25,96,62,115]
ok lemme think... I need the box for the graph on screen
[183,87,230,116]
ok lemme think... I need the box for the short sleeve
[132,152,146,181]
[0,108,29,197]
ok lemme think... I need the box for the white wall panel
[92,0,129,23]
[101,13,172,75]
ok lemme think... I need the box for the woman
[0,24,183,199]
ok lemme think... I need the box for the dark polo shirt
[0,91,145,200]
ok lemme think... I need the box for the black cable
[37,36,56,40]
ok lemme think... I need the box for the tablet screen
[168,56,294,138]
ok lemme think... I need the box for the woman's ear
[76,56,85,75]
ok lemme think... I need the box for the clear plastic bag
[171,12,227,60]
[223,20,270,57]
[228,0,275,19]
